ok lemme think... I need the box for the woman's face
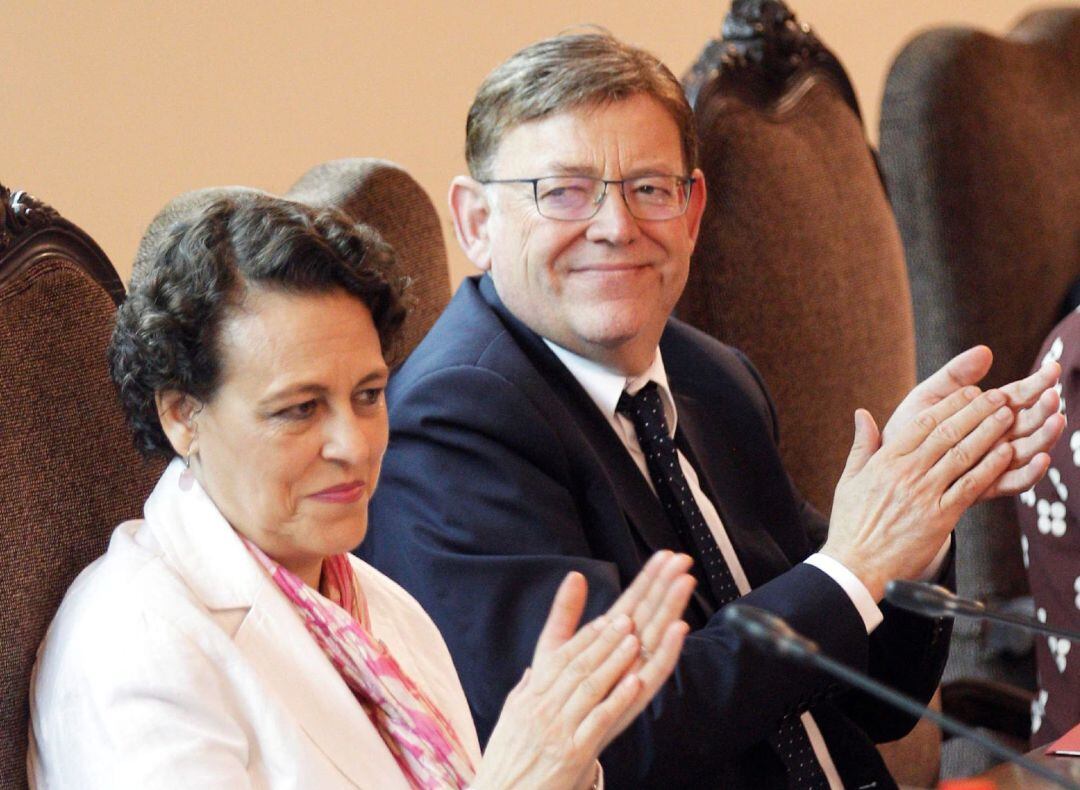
[187,287,390,586]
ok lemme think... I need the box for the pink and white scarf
[242,538,475,790]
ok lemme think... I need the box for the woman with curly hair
[28,194,694,789]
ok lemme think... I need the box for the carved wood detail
[0,184,61,254]
[0,182,125,305]
[682,0,861,119]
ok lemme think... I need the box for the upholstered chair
[880,7,1080,775]
[680,1,934,783]
[133,159,450,363]
[285,159,450,361]
[0,184,162,789]
[680,0,915,524]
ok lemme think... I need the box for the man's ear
[685,168,708,249]
[449,176,494,272]
[155,390,202,458]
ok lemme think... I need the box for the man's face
[463,94,706,374]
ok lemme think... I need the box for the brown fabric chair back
[133,160,449,364]
[132,185,267,287]
[879,7,1080,774]
[680,0,915,521]
[682,5,933,781]
[0,185,162,788]
[286,159,450,361]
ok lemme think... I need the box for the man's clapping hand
[882,345,1063,499]
[825,385,1018,601]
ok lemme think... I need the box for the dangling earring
[179,453,195,491]
[178,405,200,492]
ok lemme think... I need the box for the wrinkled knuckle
[955,474,981,501]
[915,412,939,431]
[542,653,569,679]
[946,443,971,467]
[577,675,599,700]
[566,653,592,678]
[935,422,963,446]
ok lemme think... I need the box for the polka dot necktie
[617,382,739,604]
[617,382,830,789]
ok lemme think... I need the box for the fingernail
[619,634,637,652]
[963,386,980,400]
[996,406,1012,421]
[997,443,1012,456]
[591,615,609,632]
[987,390,1005,405]
[611,614,632,632]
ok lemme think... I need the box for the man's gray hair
[465,32,698,179]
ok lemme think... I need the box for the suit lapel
[147,460,409,790]
[554,367,689,557]
[477,277,685,559]
[475,278,723,625]
[546,375,722,620]
[478,273,796,600]
[672,389,792,591]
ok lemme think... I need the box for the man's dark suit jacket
[363,275,952,789]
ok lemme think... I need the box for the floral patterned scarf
[241,538,475,789]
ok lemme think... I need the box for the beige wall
[3,1,1038,285]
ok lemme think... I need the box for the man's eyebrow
[543,162,684,178]
[545,162,600,176]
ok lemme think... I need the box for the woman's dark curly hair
[109,194,408,460]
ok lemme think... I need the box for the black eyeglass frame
[478,174,697,221]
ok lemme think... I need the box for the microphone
[885,580,1080,641]
[723,604,1080,790]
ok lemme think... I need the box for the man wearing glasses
[364,32,1062,788]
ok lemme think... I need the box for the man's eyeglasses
[479,175,696,221]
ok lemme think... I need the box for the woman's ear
[155,390,202,458]
[449,176,494,272]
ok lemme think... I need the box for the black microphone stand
[724,603,1080,790]
[885,580,1080,641]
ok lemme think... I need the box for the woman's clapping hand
[473,551,694,790]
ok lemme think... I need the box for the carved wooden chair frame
[0,184,125,304]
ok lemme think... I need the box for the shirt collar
[542,339,678,435]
